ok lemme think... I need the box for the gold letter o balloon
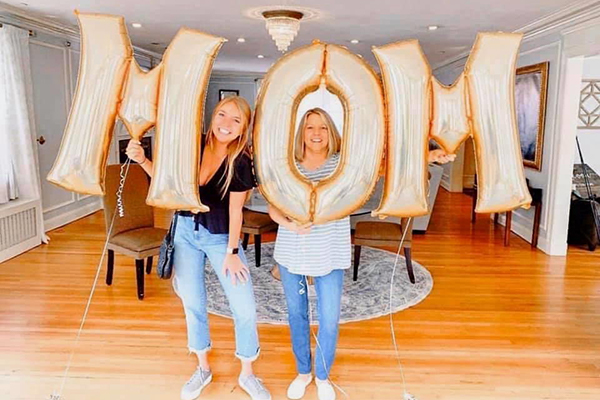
[253,41,385,224]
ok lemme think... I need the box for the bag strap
[169,212,179,242]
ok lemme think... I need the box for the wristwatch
[226,247,239,255]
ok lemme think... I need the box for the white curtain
[0,25,42,208]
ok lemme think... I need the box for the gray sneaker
[181,367,213,400]
[238,374,272,400]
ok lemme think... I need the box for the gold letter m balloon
[47,11,224,212]
[373,32,531,218]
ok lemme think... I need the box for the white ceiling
[0,0,590,73]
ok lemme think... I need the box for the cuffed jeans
[172,215,260,361]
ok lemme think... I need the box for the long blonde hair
[205,96,252,197]
[294,107,342,161]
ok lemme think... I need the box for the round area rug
[205,243,433,324]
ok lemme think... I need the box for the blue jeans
[172,215,260,361]
[279,264,344,380]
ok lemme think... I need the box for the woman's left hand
[428,149,456,164]
[222,254,250,285]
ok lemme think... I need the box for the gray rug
[205,243,433,325]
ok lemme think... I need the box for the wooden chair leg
[353,245,362,281]
[242,233,250,250]
[494,213,499,225]
[404,247,415,284]
[146,256,153,275]
[504,211,512,246]
[106,249,114,286]
[254,234,261,267]
[532,203,542,249]
[135,259,145,300]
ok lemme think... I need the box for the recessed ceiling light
[132,23,142,29]
[257,54,265,59]
[350,39,359,44]
[237,37,246,43]
[428,25,439,31]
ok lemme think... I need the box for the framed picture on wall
[219,89,239,100]
[515,61,549,171]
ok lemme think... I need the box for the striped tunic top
[273,153,351,277]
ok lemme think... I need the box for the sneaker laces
[243,375,268,394]
[186,368,208,386]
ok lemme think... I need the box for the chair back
[103,164,154,239]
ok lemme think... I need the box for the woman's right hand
[125,140,146,164]
[286,221,312,235]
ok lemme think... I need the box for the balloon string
[49,159,132,400]
[389,217,418,400]
[117,159,131,217]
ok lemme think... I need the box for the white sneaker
[315,378,336,400]
[287,374,313,399]
[238,374,272,400]
[181,367,213,400]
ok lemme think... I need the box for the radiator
[0,206,37,251]
[0,199,42,263]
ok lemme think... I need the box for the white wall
[433,8,600,255]
[575,55,600,174]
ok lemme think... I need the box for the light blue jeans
[279,264,344,380]
[172,215,260,361]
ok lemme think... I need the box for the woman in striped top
[268,108,455,400]
[269,108,348,400]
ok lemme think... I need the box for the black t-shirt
[181,138,256,234]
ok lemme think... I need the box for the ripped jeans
[278,264,344,380]
[172,215,260,361]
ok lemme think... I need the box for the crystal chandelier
[262,10,304,52]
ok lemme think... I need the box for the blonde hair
[205,96,252,198]
[294,108,342,161]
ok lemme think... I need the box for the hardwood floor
[1,190,599,400]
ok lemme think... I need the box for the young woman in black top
[126,96,270,400]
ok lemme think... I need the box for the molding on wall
[433,0,600,71]
[44,200,102,232]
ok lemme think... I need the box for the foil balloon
[46,12,132,196]
[118,62,162,142]
[47,11,224,213]
[253,41,385,224]
[372,32,531,218]
[465,33,531,213]
[145,28,223,212]
[371,40,432,217]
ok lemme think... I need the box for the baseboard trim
[493,212,554,255]
[441,173,451,191]
[44,201,102,232]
